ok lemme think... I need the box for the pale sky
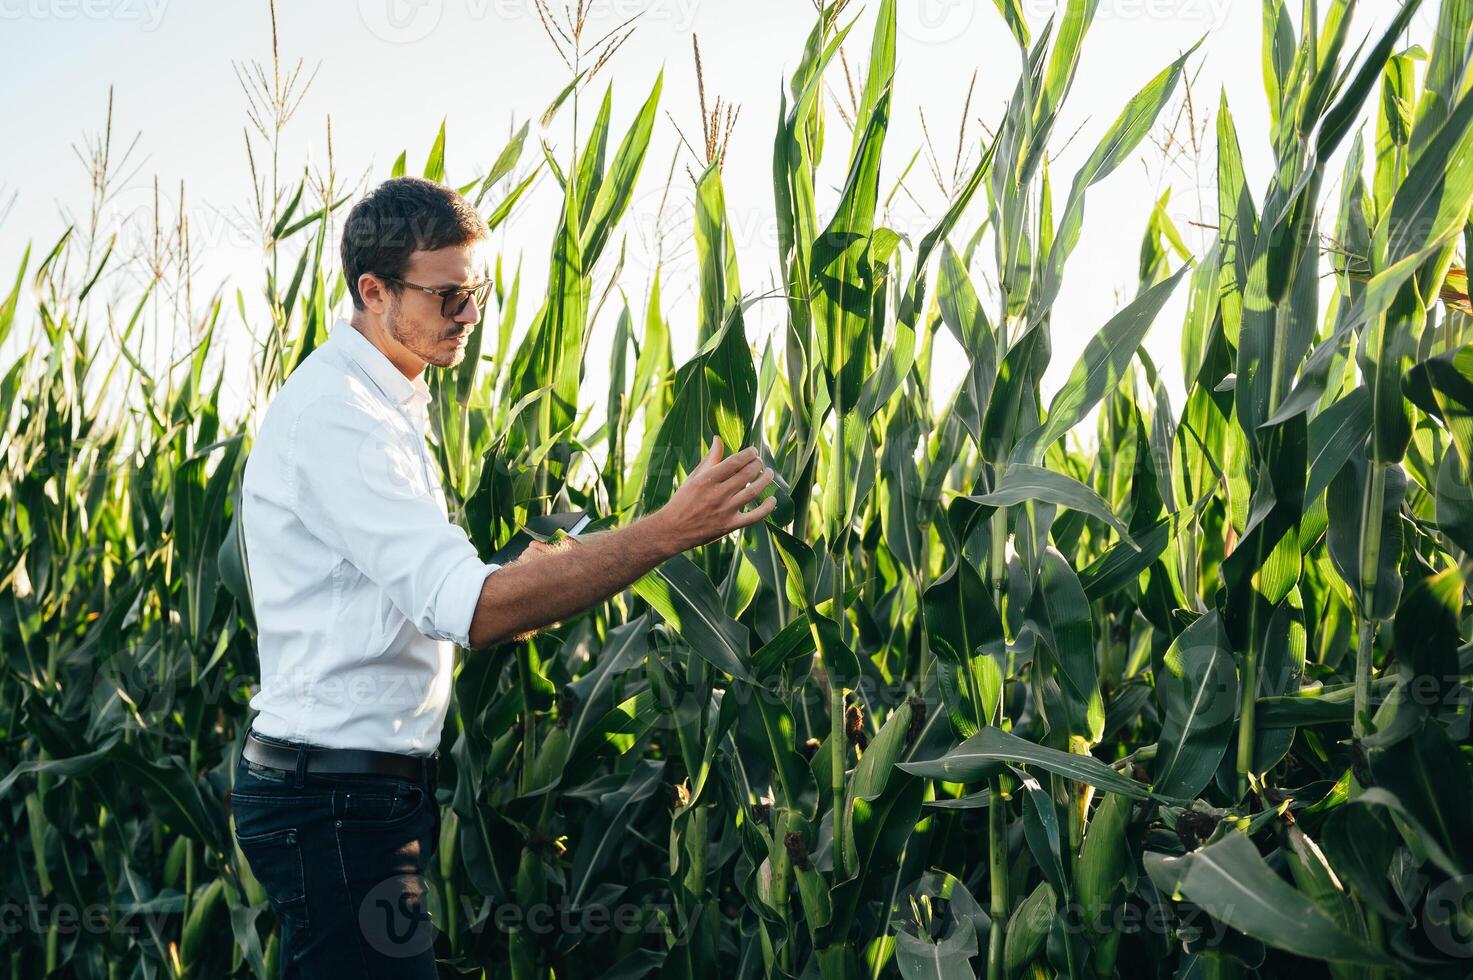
[0,1,1442,437]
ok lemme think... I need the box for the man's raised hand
[518,537,576,563]
[651,437,777,554]
[466,439,775,649]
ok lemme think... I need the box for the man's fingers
[710,447,755,479]
[731,467,773,504]
[695,436,730,474]
[731,495,778,528]
[717,457,765,488]
[712,446,762,483]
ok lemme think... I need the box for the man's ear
[359,273,386,312]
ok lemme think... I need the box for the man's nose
[454,297,480,324]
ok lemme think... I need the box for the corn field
[4,0,1473,977]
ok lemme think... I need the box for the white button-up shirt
[241,317,500,755]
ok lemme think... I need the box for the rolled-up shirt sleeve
[287,393,500,647]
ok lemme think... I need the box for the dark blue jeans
[230,728,442,978]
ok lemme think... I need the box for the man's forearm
[465,513,676,650]
[464,439,777,648]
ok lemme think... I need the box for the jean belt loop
[293,743,308,788]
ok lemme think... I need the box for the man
[231,175,776,977]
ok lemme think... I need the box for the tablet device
[488,510,592,566]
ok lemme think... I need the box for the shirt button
[335,819,343,828]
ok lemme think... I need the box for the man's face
[381,243,487,370]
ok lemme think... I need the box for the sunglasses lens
[444,282,491,319]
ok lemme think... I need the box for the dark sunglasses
[376,273,493,319]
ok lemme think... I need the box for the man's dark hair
[340,176,488,310]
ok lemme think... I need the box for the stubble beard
[387,295,461,369]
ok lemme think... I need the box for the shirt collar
[330,317,432,410]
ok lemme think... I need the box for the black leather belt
[242,728,437,783]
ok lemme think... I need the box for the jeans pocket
[338,781,429,833]
[234,824,310,932]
